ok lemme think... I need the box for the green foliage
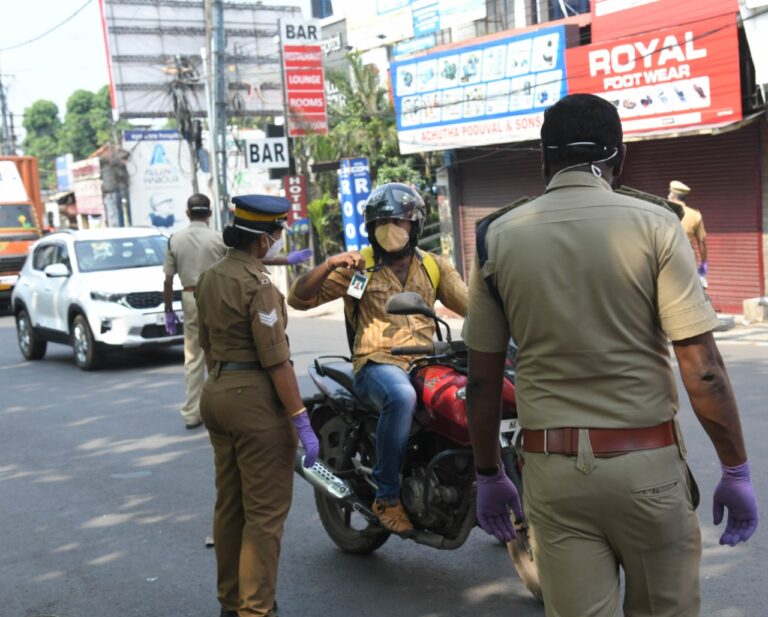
[307,193,343,258]
[21,100,62,189]
[21,86,125,190]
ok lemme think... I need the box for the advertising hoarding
[55,154,74,191]
[338,158,371,252]
[566,15,741,135]
[281,20,329,137]
[591,0,738,44]
[392,25,569,154]
[72,158,104,217]
[124,130,196,233]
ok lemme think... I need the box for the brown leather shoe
[372,498,415,535]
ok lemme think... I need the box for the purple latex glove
[476,466,524,543]
[164,311,177,336]
[287,249,313,265]
[292,411,320,468]
[698,261,708,276]
[713,461,759,546]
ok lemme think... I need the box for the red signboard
[591,0,738,44]
[280,20,328,137]
[283,175,308,225]
[566,15,741,135]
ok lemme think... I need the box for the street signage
[566,15,742,134]
[245,137,289,169]
[280,19,329,137]
[71,158,104,217]
[337,158,371,252]
[391,24,569,153]
[282,175,308,225]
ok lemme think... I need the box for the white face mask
[264,234,284,260]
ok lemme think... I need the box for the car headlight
[90,291,128,306]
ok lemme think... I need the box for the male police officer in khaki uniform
[163,194,227,429]
[669,180,709,282]
[196,195,319,617]
[464,94,758,617]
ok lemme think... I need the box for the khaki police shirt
[463,171,719,430]
[679,203,707,250]
[163,221,227,287]
[196,250,290,368]
[288,252,468,372]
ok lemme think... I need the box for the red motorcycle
[294,292,541,599]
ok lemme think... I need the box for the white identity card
[346,272,369,299]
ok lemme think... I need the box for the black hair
[541,94,623,169]
[222,224,282,250]
[188,194,211,221]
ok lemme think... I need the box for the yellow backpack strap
[415,249,440,291]
[360,245,375,271]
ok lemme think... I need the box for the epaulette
[615,185,684,220]
[475,196,534,232]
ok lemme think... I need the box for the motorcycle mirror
[385,291,436,318]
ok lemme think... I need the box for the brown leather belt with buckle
[182,286,196,292]
[522,420,676,457]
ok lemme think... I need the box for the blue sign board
[413,0,439,37]
[338,158,371,252]
[55,154,73,191]
[377,0,412,14]
[391,24,568,153]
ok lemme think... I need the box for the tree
[21,100,62,189]
[60,89,99,160]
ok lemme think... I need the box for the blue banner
[413,0,439,36]
[338,158,371,252]
[55,154,73,191]
[391,24,568,153]
[392,34,437,58]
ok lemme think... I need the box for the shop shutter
[622,123,763,313]
[457,145,542,276]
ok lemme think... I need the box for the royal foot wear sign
[392,25,572,153]
[566,15,741,135]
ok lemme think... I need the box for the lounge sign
[566,15,741,134]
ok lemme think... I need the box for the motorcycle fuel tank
[413,365,517,446]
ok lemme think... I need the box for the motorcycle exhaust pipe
[294,449,354,502]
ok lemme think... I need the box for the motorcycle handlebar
[391,345,435,356]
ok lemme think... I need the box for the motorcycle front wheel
[313,411,391,555]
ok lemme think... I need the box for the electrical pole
[0,73,12,155]
[212,0,228,226]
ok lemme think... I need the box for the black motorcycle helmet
[364,183,426,259]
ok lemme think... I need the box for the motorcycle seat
[321,361,356,393]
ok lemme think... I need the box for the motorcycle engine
[402,465,460,529]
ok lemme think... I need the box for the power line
[0,0,94,53]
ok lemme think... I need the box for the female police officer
[195,195,320,617]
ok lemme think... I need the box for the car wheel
[71,314,103,371]
[16,309,47,360]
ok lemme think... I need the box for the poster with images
[392,25,568,153]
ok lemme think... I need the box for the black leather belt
[218,361,261,371]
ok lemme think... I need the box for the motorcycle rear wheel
[313,412,391,555]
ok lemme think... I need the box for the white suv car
[12,227,184,370]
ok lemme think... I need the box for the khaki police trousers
[181,291,206,425]
[201,369,297,617]
[523,444,701,617]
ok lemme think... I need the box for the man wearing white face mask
[288,183,468,534]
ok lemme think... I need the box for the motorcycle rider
[288,183,468,534]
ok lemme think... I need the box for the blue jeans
[354,362,417,503]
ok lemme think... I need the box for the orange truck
[0,156,44,308]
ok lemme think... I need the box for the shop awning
[624,111,764,142]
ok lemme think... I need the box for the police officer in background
[164,194,313,430]
[196,195,319,617]
[464,94,758,617]
[163,194,226,429]
[668,180,709,283]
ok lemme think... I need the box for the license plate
[499,418,518,433]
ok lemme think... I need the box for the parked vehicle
[11,227,184,370]
[0,156,45,309]
[294,291,542,600]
